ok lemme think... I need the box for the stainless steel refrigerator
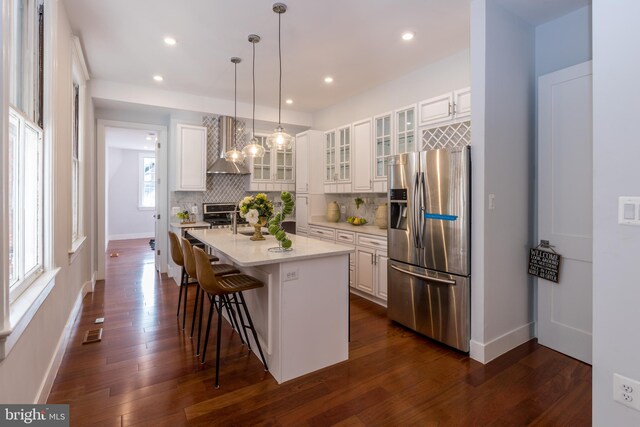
[387,147,470,352]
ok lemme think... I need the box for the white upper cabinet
[175,123,207,191]
[352,118,373,193]
[248,134,295,192]
[394,104,417,154]
[296,130,323,194]
[373,112,392,192]
[324,126,352,193]
[418,87,471,127]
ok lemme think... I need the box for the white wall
[535,6,592,77]
[107,148,155,240]
[312,50,470,130]
[592,1,640,424]
[470,0,535,363]
[0,0,95,403]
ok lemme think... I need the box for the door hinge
[157,178,161,184]
[156,250,160,255]
[157,142,161,149]
[156,214,161,220]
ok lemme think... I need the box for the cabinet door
[275,142,294,183]
[251,135,271,182]
[295,133,309,193]
[295,195,308,231]
[395,105,417,154]
[356,248,374,294]
[374,113,393,181]
[324,131,336,183]
[353,119,373,192]
[454,87,471,119]
[375,251,388,300]
[337,125,351,181]
[177,124,207,191]
[418,93,453,127]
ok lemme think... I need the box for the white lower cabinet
[307,225,387,303]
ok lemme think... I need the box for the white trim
[108,232,154,241]
[469,322,535,364]
[0,267,60,360]
[97,119,168,280]
[68,235,87,264]
[36,278,92,403]
[138,152,156,209]
[71,36,89,81]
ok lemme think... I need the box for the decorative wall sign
[528,247,561,283]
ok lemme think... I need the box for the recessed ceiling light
[153,75,163,82]
[163,36,177,46]
[402,32,414,41]
[285,99,293,104]
[324,76,334,84]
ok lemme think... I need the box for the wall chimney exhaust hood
[207,116,251,175]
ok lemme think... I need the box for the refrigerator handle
[390,264,456,286]
[412,172,421,248]
[419,172,426,245]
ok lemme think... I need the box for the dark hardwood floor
[48,239,592,426]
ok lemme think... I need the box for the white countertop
[188,228,354,267]
[309,220,388,238]
[169,221,211,229]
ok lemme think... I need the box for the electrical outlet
[613,373,640,411]
[340,205,346,214]
[283,268,299,282]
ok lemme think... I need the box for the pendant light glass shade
[225,57,245,163]
[242,136,266,157]
[266,126,293,150]
[243,34,265,159]
[268,3,293,151]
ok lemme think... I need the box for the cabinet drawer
[336,230,355,244]
[357,234,387,249]
[309,225,336,240]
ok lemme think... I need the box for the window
[139,154,156,209]
[8,0,45,301]
[71,82,80,241]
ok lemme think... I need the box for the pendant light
[266,2,293,151]
[224,57,245,163]
[242,34,266,158]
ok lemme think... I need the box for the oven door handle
[390,264,456,286]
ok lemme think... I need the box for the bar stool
[179,236,241,351]
[193,246,269,388]
[168,231,219,329]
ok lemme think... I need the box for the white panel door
[418,93,453,127]
[353,119,372,192]
[295,133,309,193]
[453,87,471,119]
[295,195,308,233]
[177,124,207,191]
[356,248,374,294]
[538,61,593,364]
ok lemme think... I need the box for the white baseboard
[108,232,154,241]
[349,288,387,308]
[470,322,535,364]
[36,279,93,403]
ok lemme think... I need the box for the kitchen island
[188,228,353,383]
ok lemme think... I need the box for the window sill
[0,268,61,361]
[138,206,155,211]
[68,235,87,264]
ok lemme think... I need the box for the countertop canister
[374,203,388,229]
[326,201,341,222]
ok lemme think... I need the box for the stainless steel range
[202,203,249,229]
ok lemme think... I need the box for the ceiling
[64,0,590,115]
[105,126,156,151]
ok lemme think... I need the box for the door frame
[96,119,168,279]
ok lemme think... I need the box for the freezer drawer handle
[390,264,456,286]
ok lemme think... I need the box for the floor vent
[82,328,103,344]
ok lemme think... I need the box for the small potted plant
[177,210,191,224]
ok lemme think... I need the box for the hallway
[47,239,592,426]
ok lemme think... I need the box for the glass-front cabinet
[374,113,392,180]
[337,125,351,181]
[248,134,295,191]
[324,126,352,193]
[324,130,336,182]
[395,104,416,154]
